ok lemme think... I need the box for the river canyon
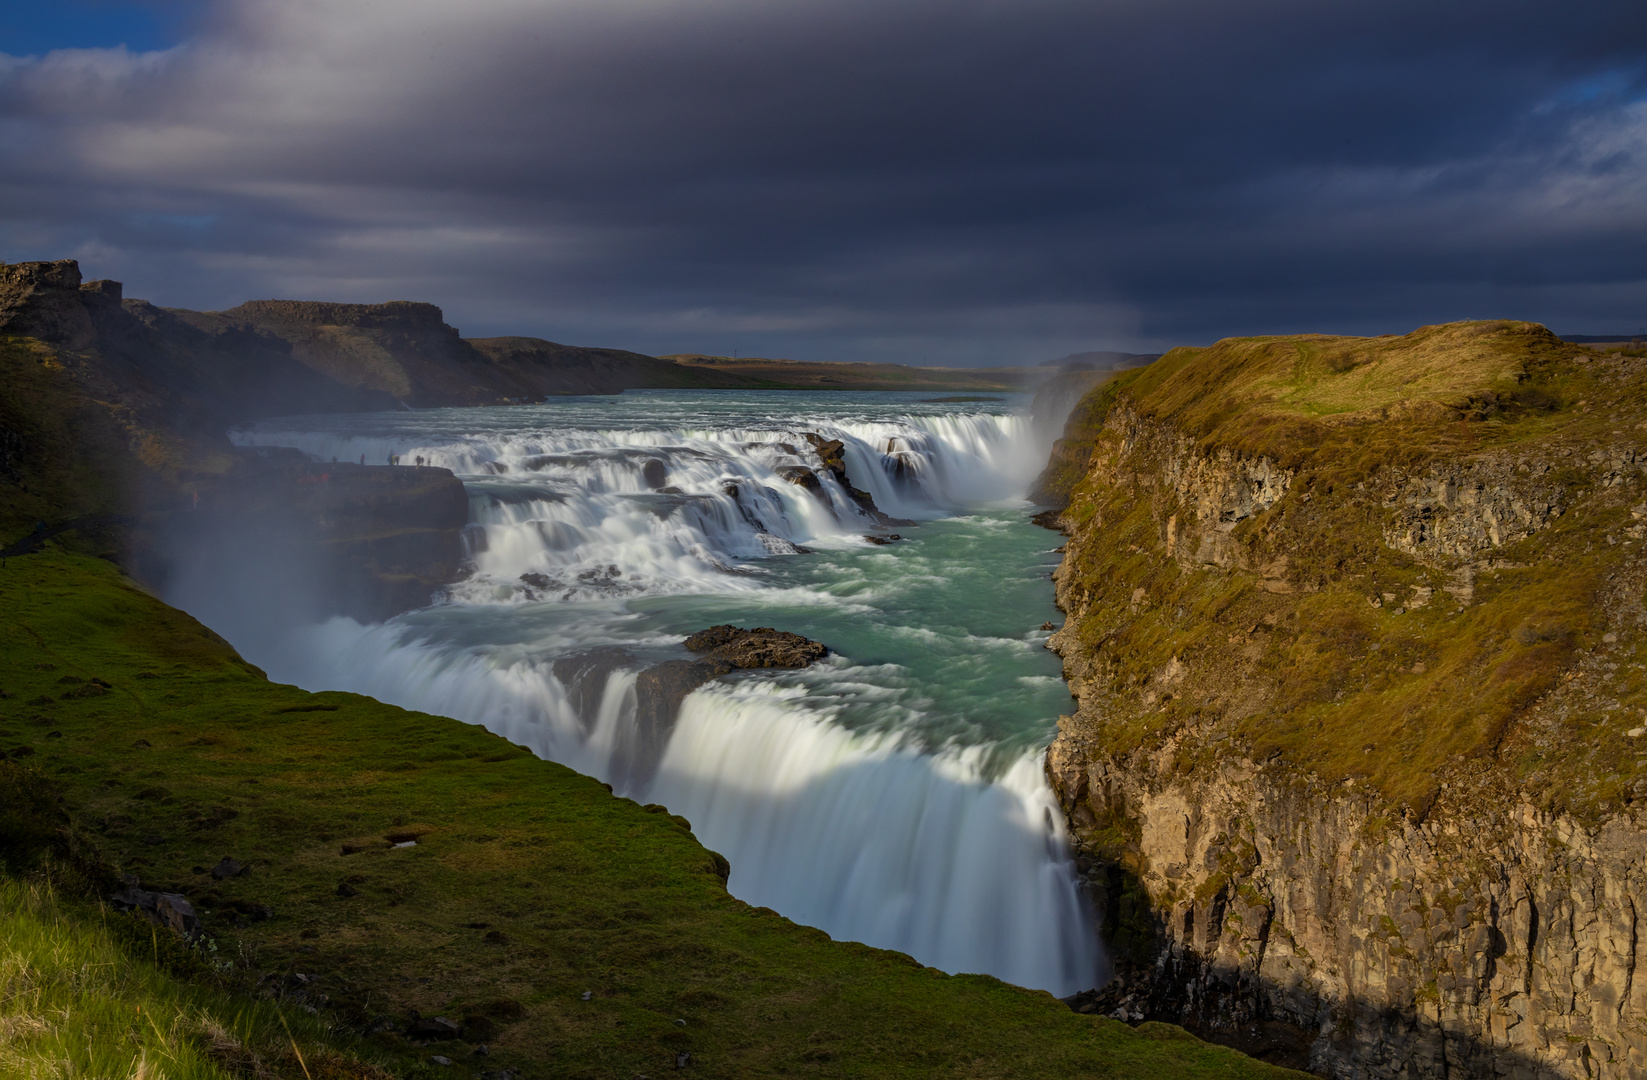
[167,390,1105,997]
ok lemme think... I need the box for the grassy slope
[1,879,393,1080]
[0,552,1300,1080]
[1050,320,1647,823]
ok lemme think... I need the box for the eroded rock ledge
[557,626,830,791]
[1038,323,1647,1079]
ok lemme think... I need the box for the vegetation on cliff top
[0,550,1303,1079]
[1046,320,1647,825]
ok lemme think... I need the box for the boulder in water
[683,625,829,668]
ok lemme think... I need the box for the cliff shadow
[1062,852,1614,1080]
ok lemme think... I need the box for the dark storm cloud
[2,0,1645,363]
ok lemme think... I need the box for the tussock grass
[0,879,387,1080]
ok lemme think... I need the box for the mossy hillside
[0,552,1303,1079]
[0,335,140,544]
[0,333,237,551]
[1050,321,1647,823]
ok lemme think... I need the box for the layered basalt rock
[1037,322,1647,1078]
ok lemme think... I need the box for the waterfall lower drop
[229,391,1107,996]
[652,683,1096,993]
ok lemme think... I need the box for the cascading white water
[224,391,1105,996]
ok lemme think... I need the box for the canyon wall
[1040,324,1647,1078]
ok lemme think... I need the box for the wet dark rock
[800,432,915,527]
[776,465,823,495]
[110,887,201,941]
[684,625,829,669]
[862,533,901,545]
[1041,621,1056,631]
[1031,507,1063,531]
[518,571,553,589]
[642,459,668,489]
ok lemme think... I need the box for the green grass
[0,551,1302,1079]
[0,879,389,1080]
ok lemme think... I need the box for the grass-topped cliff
[1038,323,1647,1075]
[0,550,1302,1079]
[1041,318,1647,827]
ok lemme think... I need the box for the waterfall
[225,393,1107,996]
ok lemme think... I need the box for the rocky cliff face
[1039,322,1647,1078]
[158,451,471,622]
[1,262,468,617]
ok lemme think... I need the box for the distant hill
[660,353,1046,392]
[1052,350,1161,371]
[1561,334,1645,345]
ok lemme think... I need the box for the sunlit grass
[0,879,388,1080]
[0,552,1306,1078]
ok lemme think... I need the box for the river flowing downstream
[198,390,1104,995]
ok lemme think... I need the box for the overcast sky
[2,1,1644,364]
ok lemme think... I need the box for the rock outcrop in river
[1038,321,1647,1078]
[558,626,831,791]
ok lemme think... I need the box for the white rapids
[203,390,1106,995]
